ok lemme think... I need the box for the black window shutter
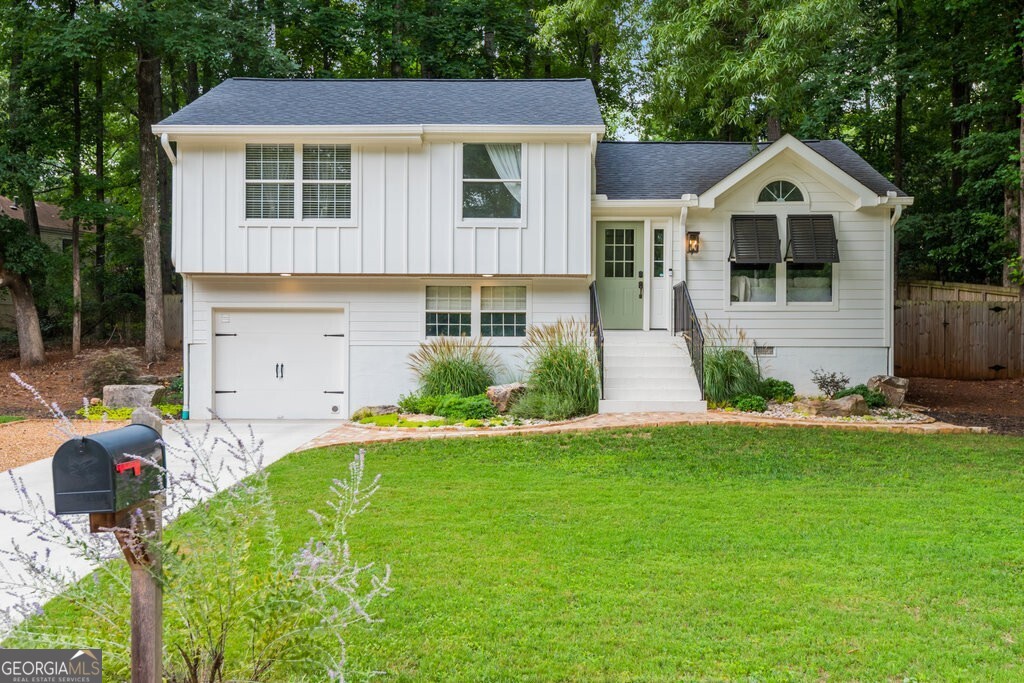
[730,215,781,264]
[787,215,840,263]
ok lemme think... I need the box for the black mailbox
[52,424,166,515]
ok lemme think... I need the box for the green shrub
[83,348,140,395]
[408,338,500,397]
[834,384,888,408]
[512,320,599,421]
[435,394,497,420]
[758,377,795,402]
[76,403,182,421]
[703,348,761,404]
[398,393,458,415]
[511,390,583,421]
[732,394,768,412]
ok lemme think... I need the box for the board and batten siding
[172,140,592,276]
[184,276,589,415]
[683,160,893,349]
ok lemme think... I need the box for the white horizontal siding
[173,139,591,276]
[185,275,589,416]
[682,157,891,349]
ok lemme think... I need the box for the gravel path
[0,419,128,471]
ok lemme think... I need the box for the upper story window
[462,143,522,219]
[758,180,803,203]
[245,143,352,221]
[245,144,294,219]
[302,145,352,219]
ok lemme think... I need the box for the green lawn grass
[14,425,1024,680]
[0,415,24,424]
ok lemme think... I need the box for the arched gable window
[758,180,804,202]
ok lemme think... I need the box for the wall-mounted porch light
[686,231,701,255]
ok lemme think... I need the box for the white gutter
[160,133,177,165]
[890,204,904,228]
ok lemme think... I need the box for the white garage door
[213,309,348,419]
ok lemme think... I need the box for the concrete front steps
[598,330,707,414]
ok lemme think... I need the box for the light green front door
[597,222,644,329]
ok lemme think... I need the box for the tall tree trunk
[390,0,403,77]
[137,42,166,362]
[0,262,46,367]
[94,25,106,335]
[70,0,82,356]
[949,17,970,198]
[185,61,200,103]
[1019,51,1024,299]
[893,4,905,190]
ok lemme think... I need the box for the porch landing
[599,330,707,414]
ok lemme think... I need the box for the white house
[153,78,912,420]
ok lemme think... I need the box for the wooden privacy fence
[894,301,1024,379]
[897,279,1020,302]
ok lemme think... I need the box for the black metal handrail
[673,281,705,400]
[589,281,605,398]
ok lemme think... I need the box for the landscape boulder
[867,375,909,408]
[794,395,869,417]
[486,382,526,413]
[103,384,164,409]
[819,394,869,417]
[351,405,400,421]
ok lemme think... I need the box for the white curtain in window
[484,143,522,202]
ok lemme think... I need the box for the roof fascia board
[152,124,606,144]
[591,196,699,211]
[697,135,878,209]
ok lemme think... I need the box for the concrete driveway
[0,419,335,629]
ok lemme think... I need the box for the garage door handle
[324,390,345,394]
[275,363,280,378]
[280,363,284,379]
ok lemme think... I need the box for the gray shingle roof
[595,140,907,199]
[158,78,604,127]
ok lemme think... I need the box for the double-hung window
[245,144,295,219]
[462,143,522,219]
[480,286,527,337]
[302,145,352,219]
[425,286,472,337]
[245,143,352,220]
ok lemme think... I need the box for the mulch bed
[0,345,183,418]
[907,377,1024,436]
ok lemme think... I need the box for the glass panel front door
[596,222,644,329]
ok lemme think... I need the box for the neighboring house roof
[157,78,605,128]
[0,196,72,232]
[595,140,907,200]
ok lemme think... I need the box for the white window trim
[240,141,360,228]
[421,280,532,346]
[724,211,840,313]
[456,142,527,229]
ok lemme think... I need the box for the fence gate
[894,301,1024,379]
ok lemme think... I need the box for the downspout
[888,202,905,376]
[159,132,187,418]
[160,133,177,165]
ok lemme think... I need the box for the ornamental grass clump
[408,337,500,397]
[513,320,599,421]
[703,348,762,405]
[701,321,763,405]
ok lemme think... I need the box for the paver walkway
[300,410,984,451]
